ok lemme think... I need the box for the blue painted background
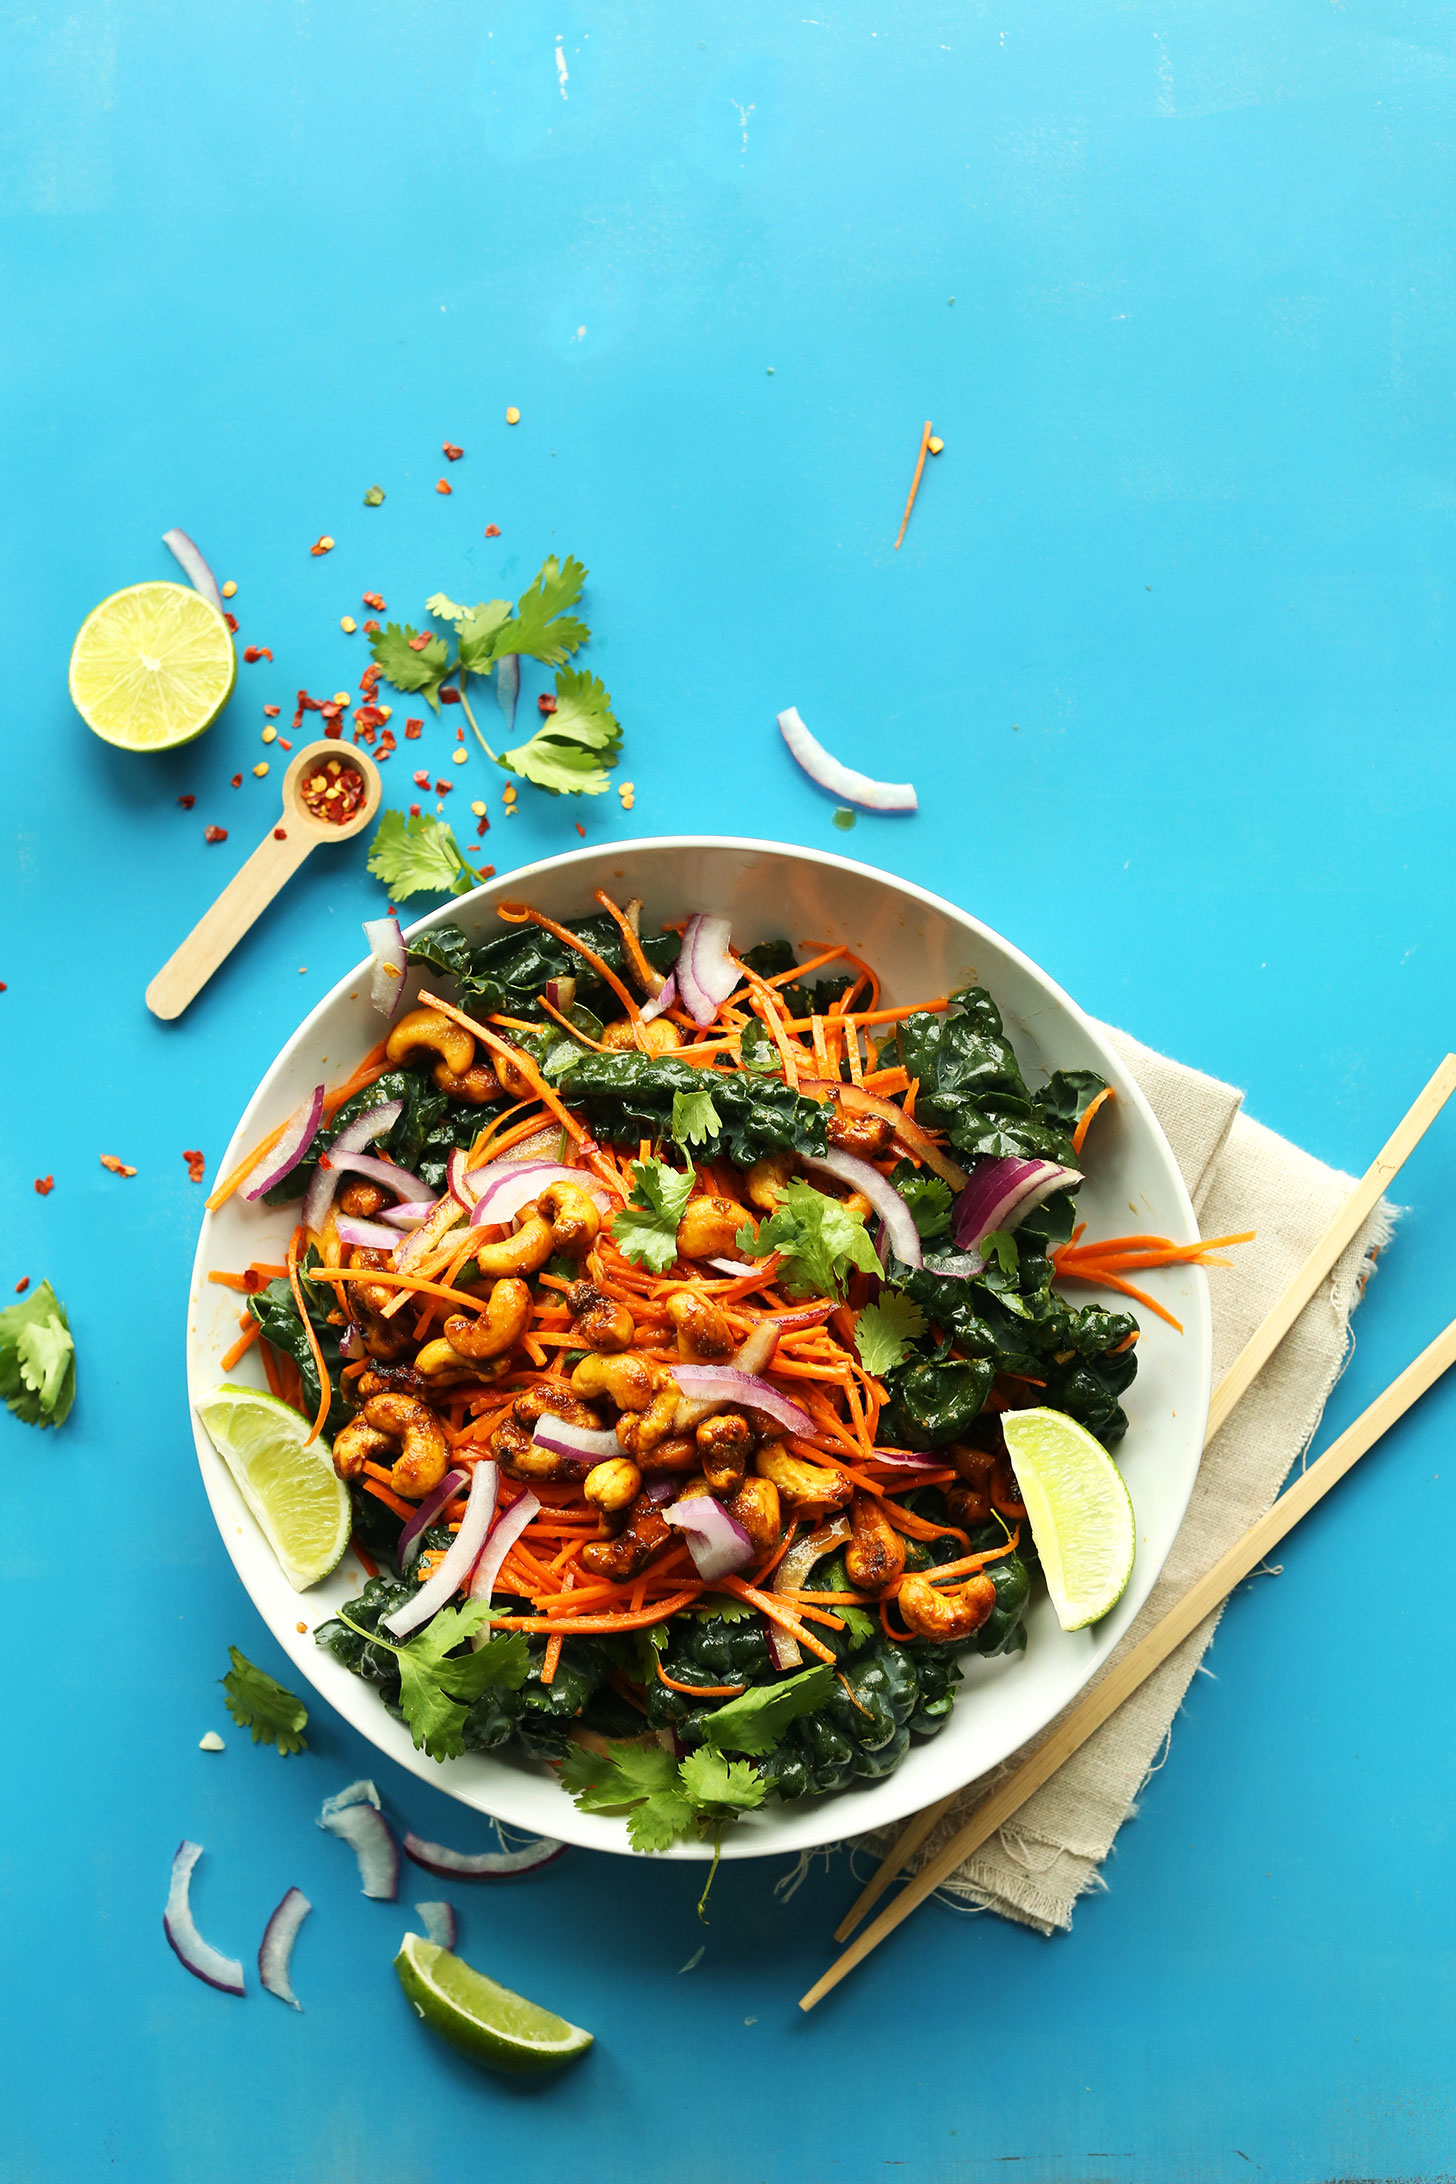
[4,2,1456,2177]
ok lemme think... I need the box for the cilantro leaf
[738,1020,781,1074]
[455,600,513,675]
[853,1293,928,1377]
[491,554,589,665]
[337,1603,528,1763]
[498,668,622,797]
[610,1158,695,1273]
[559,1737,762,1849]
[370,622,453,710]
[221,1647,308,1754]
[979,1228,1020,1277]
[671,1085,722,1150]
[678,1748,767,1817]
[895,1167,954,1242]
[366,809,475,900]
[0,1280,75,1428]
[742,1179,880,1300]
[699,1663,836,1756]
[425,592,469,623]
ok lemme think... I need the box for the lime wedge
[69,581,235,750]
[195,1383,349,1592]
[1000,1406,1135,1632]
[394,1934,594,2074]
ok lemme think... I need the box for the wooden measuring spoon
[146,740,383,1019]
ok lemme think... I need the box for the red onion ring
[335,1213,408,1253]
[638,970,677,1025]
[301,1100,403,1232]
[240,1085,325,1202]
[951,1157,1083,1265]
[706,1255,769,1278]
[777,705,918,812]
[362,915,408,1022]
[258,1886,311,2009]
[161,528,224,613]
[379,1198,437,1229]
[468,1484,540,1613]
[398,1465,470,1567]
[317,1796,398,1899]
[664,1493,755,1582]
[404,1830,566,1879]
[163,1840,244,1995]
[669,1365,813,1438]
[413,1900,457,1949]
[384,1459,499,1640]
[469,1160,616,1229]
[532,1417,620,1463]
[801,1149,922,1268]
[322,1150,435,1203]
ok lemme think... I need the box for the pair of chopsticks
[801,1054,1456,2012]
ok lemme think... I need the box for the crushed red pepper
[537,693,558,714]
[230,773,243,788]
[435,779,453,795]
[443,442,464,460]
[223,612,239,633]
[362,619,381,636]
[34,1177,53,1197]
[273,826,288,841]
[183,1149,206,1184]
[436,479,452,494]
[243,646,273,664]
[300,756,367,825]
[362,591,386,610]
[177,794,196,809]
[409,802,422,818]
[413,770,431,789]
[14,1278,29,1294]
[484,523,501,538]
[439,686,461,706]
[204,825,228,843]
[100,1154,138,1177]
[405,719,423,740]
[407,633,433,654]
[264,704,281,717]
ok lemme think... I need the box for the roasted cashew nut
[896,1570,998,1643]
[746,1151,793,1213]
[412,1338,480,1384]
[579,1491,672,1580]
[600,1018,683,1054]
[696,1411,755,1494]
[490,1384,604,1481]
[844,1492,906,1594]
[570,1350,661,1409]
[755,1441,852,1510]
[432,1062,502,1105]
[676,1195,756,1261]
[536,1179,600,1258]
[443,1277,532,1360]
[331,1419,394,1482]
[470,1212,553,1277]
[346,1390,451,1500]
[385,1006,475,1078]
[666,1290,735,1362]
[348,1245,396,1317]
[615,1382,681,1456]
[728,1475,781,1555]
[583,1456,642,1515]
[566,1279,634,1353]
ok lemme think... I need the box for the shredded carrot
[593,888,662,997]
[219,1319,261,1372]
[1071,1086,1115,1156]
[352,1539,379,1579]
[259,1340,284,1402]
[541,1571,574,1684]
[906,1527,1022,1587]
[286,1227,331,1446]
[484,1588,704,1635]
[359,1475,415,1522]
[741,973,802,1090]
[780,998,949,1031]
[538,993,611,1050]
[893,420,934,550]
[655,1662,747,1698]
[717,1576,837,1664]
[494,905,645,1028]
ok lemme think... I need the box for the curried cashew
[896,1570,998,1643]
[845,1492,906,1594]
[536,1179,600,1257]
[601,1017,683,1054]
[493,1048,537,1100]
[570,1351,661,1410]
[676,1195,756,1260]
[666,1290,736,1363]
[413,1337,480,1384]
[339,1179,387,1217]
[566,1279,634,1353]
[755,1442,852,1510]
[348,1245,396,1317]
[385,1006,475,1078]
[579,1491,672,1580]
[615,1382,681,1456]
[356,1391,451,1500]
[696,1411,755,1494]
[827,1110,895,1159]
[432,1062,502,1105]
[490,1384,603,1481]
[636,1432,699,1475]
[470,1212,553,1277]
[331,1419,393,1482]
[728,1475,781,1555]
[746,1151,794,1212]
[583,1456,642,1515]
[444,1277,532,1359]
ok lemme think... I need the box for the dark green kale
[880,1352,995,1448]
[556,1052,829,1165]
[738,938,855,1028]
[246,1249,353,1436]
[408,914,678,1023]
[895,987,1103,1166]
[264,1065,451,1206]
[758,1637,963,1799]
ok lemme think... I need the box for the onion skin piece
[777,706,917,813]
[240,1085,326,1202]
[664,1492,755,1582]
[638,970,677,1025]
[162,528,224,613]
[404,1830,567,1879]
[532,1417,619,1463]
[163,1840,245,1996]
[301,1101,402,1233]
[335,1213,407,1252]
[258,1886,311,2009]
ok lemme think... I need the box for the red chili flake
[278,738,293,751]
[405,719,424,740]
[436,479,452,495]
[263,703,281,717]
[99,1154,138,1177]
[33,1177,54,1197]
[183,1149,206,1184]
[0,982,6,992]
[273,828,288,843]
[537,693,558,715]
[204,825,228,843]
[484,523,501,538]
[230,773,243,788]
[310,536,334,556]
[300,755,367,825]
[14,1277,28,1294]
[223,611,239,633]
[575,822,586,838]
[443,443,464,460]
[409,802,422,818]
[455,723,465,743]
[362,592,386,610]
[177,794,196,809]
[362,619,381,637]
[413,770,431,788]
[407,632,433,653]
[435,779,453,795]
[243,646,273,664]
[477,863,496,879]
[439,686,461,706]
[360,664,382,693]
[476,816,489,836]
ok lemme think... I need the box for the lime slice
[1000,1406,1135,1632]
[69,581,235,750]
[394,1934,593,2074]
[195,1383,349,1592]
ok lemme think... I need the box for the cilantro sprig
[853,1293,928,1376]
[0,1280,75,1429]
[369,554,621,796]
[559,1738,765,1852]
[365,809,478,901]
[221,1648,309,1755]
[741,1179,880,1300]
[337,1602,529,1762]
[610,1157,695,1273]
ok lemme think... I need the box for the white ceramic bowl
[187,837,1211,1859]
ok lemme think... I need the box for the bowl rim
[187,832,1211,1859]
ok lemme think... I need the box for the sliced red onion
[163,1840,244,1996]
[447,1148,479,1208]
[675,914,739,1026]
[385,1458,500,1639]
[335,1213,407,1252]
[707,1255,769,1278]
[777,705,918,813]
[664,1493,755,1582]
[338,1322,367,1360]
[638,970,677,1025]
[866,1447,945,1470]
[495,652,520,734]
[468,1480,538,1615]
[414,1900,457,1950]
[240,1085,326,1202]
[767,1518,852,1669]
[404,1830,566,1879]
[670,1365,812,1438]
[950,1158,1084,1267]
[801,1150,922,1269]
[162,528,224,613]
[399,1465,470,1567]
[379,1198,437,1229]
[644,1476,677,1504]
[322,1150,435,1202]
[469,1160,616,1229]
[317,1796,398,1899]
[363,915,408,1022]
[532,1417,620,1464]
[542,976,577,1015]
[301,1100,403,1232]
[258,1886,311,2009]
[320,1779,380,1816]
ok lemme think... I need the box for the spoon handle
[146,822,315,1020]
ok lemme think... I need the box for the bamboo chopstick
[822,1055,1456,1963]
[802,1309,1456,2010]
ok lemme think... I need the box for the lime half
[195,1383,349,1592]
[69,580,235,749]
[1000,1406,1135,1632]
[394,1934,594,2074]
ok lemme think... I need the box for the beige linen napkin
[852,1027,1396,1935]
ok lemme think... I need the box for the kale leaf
[247,1250,353,1436]
[407,913,678,1022]
[895,987,1086,1165]
[557,1052,829,1165]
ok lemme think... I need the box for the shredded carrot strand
[655,1662,747,1698]
[893,419,934,550]
[219,1319,261,1372]
[287,1226,331,1447]
[717,1576,837,1664]
[359,1475,415,1522]
[495,904,645,1027]
[1071,1086,1115,1156]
